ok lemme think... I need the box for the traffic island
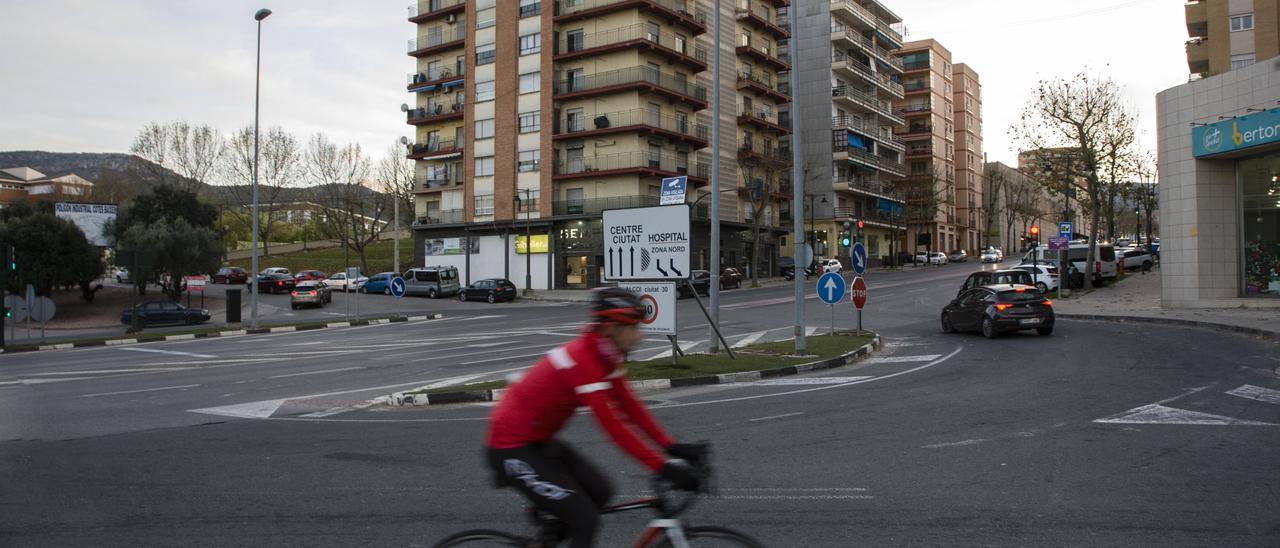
[386,331,880,406]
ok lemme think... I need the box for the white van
[1021,242,1118,283]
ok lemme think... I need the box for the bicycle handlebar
[651,441,713,518]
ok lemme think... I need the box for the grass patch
[405,331,875,395]
[228,239,414,275]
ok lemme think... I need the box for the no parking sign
[619,282,676,335]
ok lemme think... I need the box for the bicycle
[432,444,764,547]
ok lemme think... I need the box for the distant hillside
[0,150,202,203]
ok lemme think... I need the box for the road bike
[432,445,764,547]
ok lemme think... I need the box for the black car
[941,284,1055,338]
[457,278,517,303]
[121,300,211,326]
[252,273,296,294]
[957,269,1034,297]
[677,270,711,298]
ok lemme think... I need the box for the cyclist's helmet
[589,287,645,326]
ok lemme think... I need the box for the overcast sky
[0,0,1187,168]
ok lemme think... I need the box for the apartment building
[893,39,958,256]
[982,161,1054,254]
[952,63,983,254]
[406,0,794,289]
[1185,0,1280,79]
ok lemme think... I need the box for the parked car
[325,271,368,291]
[361,272,398,294]
[948,250,968,263]
[290,280,332,309]
[458,278,518,303]
[678,270,712,298]
[260,267,291,276]
[1013,264,1061,293]
[957,269,1035,297]
[213,266,249,284]
[822,258,843,273]
[113,267,130,283]
[293,270,328,282]
[1119,248,1154,271]
[928,252,949,265]
[778,257,796,278]
[941,285,1055,338]
[719,267,743,289]
[252,273,296,294]
[403,266,460,298]
[913,252,929,264]
[120,300,211,326]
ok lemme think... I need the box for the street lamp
[250,7,271,329]
[514,190,534,296]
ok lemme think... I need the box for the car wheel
[487,292,496,304]
[290,304,297,310]
[1036,282,1049,293]
[941,312,957,333]
[981,317,998,339]
[384,287,391,295]
[428,288,438,299]
[1142,261,1152,271]
[1036,327,1053,336]
[360,286,367,294]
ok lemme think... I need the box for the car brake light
[1014,287,1026,292]
[1095,261,1102,273]
[1042,300,1053,307]
[277,281,283,286]
[994,304,1013,311]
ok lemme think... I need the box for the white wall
[421,234,551,291]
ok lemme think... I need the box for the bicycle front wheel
[655,525,766,547]
[431,529,529,547]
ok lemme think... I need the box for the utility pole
[787,0,805,355]
[708,0,722,353]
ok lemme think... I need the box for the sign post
[850,276,867,334]
[816,272,846,337]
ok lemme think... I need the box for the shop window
[1241,153,1280,297]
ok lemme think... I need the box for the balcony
[902,80,929,94]
[406,102,465,125]
[552,150,709,185]
[905,144,932,158]
[735,7,789,40]
[413,171,462,192]
[829,0,903,49]
[1185,0,1207,38]
[832,117,902,152]
[554,108,709,148]
[901,58,930,72]
[553,66,708,109]
[738,107,791,134]
[552,194,661,216]
[736,71,791,103]
[831,85,903,125]
[415,209,465,226]
[737,140,791,166]
[833,142,906,177]
[830,22,903,73]
[832,52,904,98]
[407,139,463,160]
[834,176,902,201]
[408,27,466,57]
[407,67,464,92]
[1186,38,1210,75]
[554,0,708,35]
[833,207,903,228]
[895,124,932,139]
[555,24,709,72]
[408,0,465,23]
[736,40,790,71]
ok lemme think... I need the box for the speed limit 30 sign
[619,282,676,335]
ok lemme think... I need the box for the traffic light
[1030,225,1040,237]
[856,219,865,230]
[840,232,852,247]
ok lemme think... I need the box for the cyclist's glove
[666,443,706,465]
[660,459,702,491]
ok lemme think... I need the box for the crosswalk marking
[1226,384,1280,405]
[645,340,703,361]
[744,376,873,386]
[862,354,942,364]
[1093,404,1275,426]
[732,331,767,348]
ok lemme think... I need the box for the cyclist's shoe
[660,459,702,491]
[666,442,708,465]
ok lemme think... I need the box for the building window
[1230,13,1254,31]
[519,33,541,55]
[516,189,539,213]
[648,144,661,168]
[1231,53,1256,69]
[566,68,584,92]
[519,71,540,94]
[519,111,541,133]
[475,79,495,102]
[518,150,541,172]
[519,0,541,18]
[566,108,584,132]
[474,194,495,216]
[566,30,584,52]
[476,44,496,65]
[477,8,496,29]
[1240,152,1280,297]
[475,118,495,139]
[674,33,687,54]
[475,156,495,177]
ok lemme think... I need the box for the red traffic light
[1030,225,1040,236]
[856,219,864,229]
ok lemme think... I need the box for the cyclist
[484,287,704,548]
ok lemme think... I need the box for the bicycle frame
[598,497,692,548]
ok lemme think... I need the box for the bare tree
[1003,174,1032,253]
[306,134,385,274]
[1097,109,1139,240]
[220,126,303,257]
[129,121,225,193]
[983,166,1007,249]
[903,169,951,258]
[1014,70,1134,289]
[376,143,416,232]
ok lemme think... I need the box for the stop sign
[850,276,867,310]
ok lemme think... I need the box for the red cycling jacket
[485,330,674,471]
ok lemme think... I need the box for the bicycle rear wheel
[655,525,766,547]
[431,529,529,547]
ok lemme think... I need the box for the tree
[983,166,1007,248]
[903,169,951,256]
[0,202,106,301]
[108,185,223,299]
[129,121,225,193]
[1014,70,1135,289]
[1096,109,1139,240]
[306,134,385,274]
[220,126,304,257]
[376,143,415,232]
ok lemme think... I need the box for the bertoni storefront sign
[1193,106,1280,158]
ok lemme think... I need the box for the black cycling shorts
[486,440,613,548]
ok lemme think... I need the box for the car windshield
[998,289,1045,303]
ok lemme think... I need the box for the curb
[0,314,444,354]
[1057,313,1278,339]
[389,334,882,406]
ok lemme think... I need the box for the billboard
[425,237,479,256]
[514,234,549,254]
[54,202,117,247]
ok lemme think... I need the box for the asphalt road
[2,260,1278,546]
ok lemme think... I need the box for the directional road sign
[603,204,691,281]
[851,276,867,310]
[850,241,867,275]
[29,296,56,322]
[817,272,846,305]
[389,276,407,298]
[1058,221,1073,238]
[659,176,687,206]
[1048,236,1069,251]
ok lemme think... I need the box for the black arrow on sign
[669,260,682,277]
[655,260,668,277]
[629,247,635,277]
[608,248,615,276]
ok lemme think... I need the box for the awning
[847,133,868,150]
[441,79,464,89]
[413,84,438,93]
[422,152,461,160]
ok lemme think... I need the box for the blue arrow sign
[817,272,846,305]
[850,242,867,275]
[390,277,406,298]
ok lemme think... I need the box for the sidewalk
[1053,268,1278,338]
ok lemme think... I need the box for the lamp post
[515,190,533,295]
[250,7,271,329]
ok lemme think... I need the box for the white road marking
[744,376,873,386]
[862,354,942,364]
[805,326,818,337]
[118,347,216,359]
[268,367,366,379]
[79,384,201,398]
[749,412,805,422]
[28,368,194,375]
[466,341,518,348]
[643,340,704,361]
[922,438,990,449]
[289,341,327,346]
[1225,384,1280,405]
[0,377,102,385]
[453,315,507,322]
[190,398,289,419]
[458,348,561,365]
[733,331,767,348]
[1093,404,1275,426]
[882,340,931,348]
